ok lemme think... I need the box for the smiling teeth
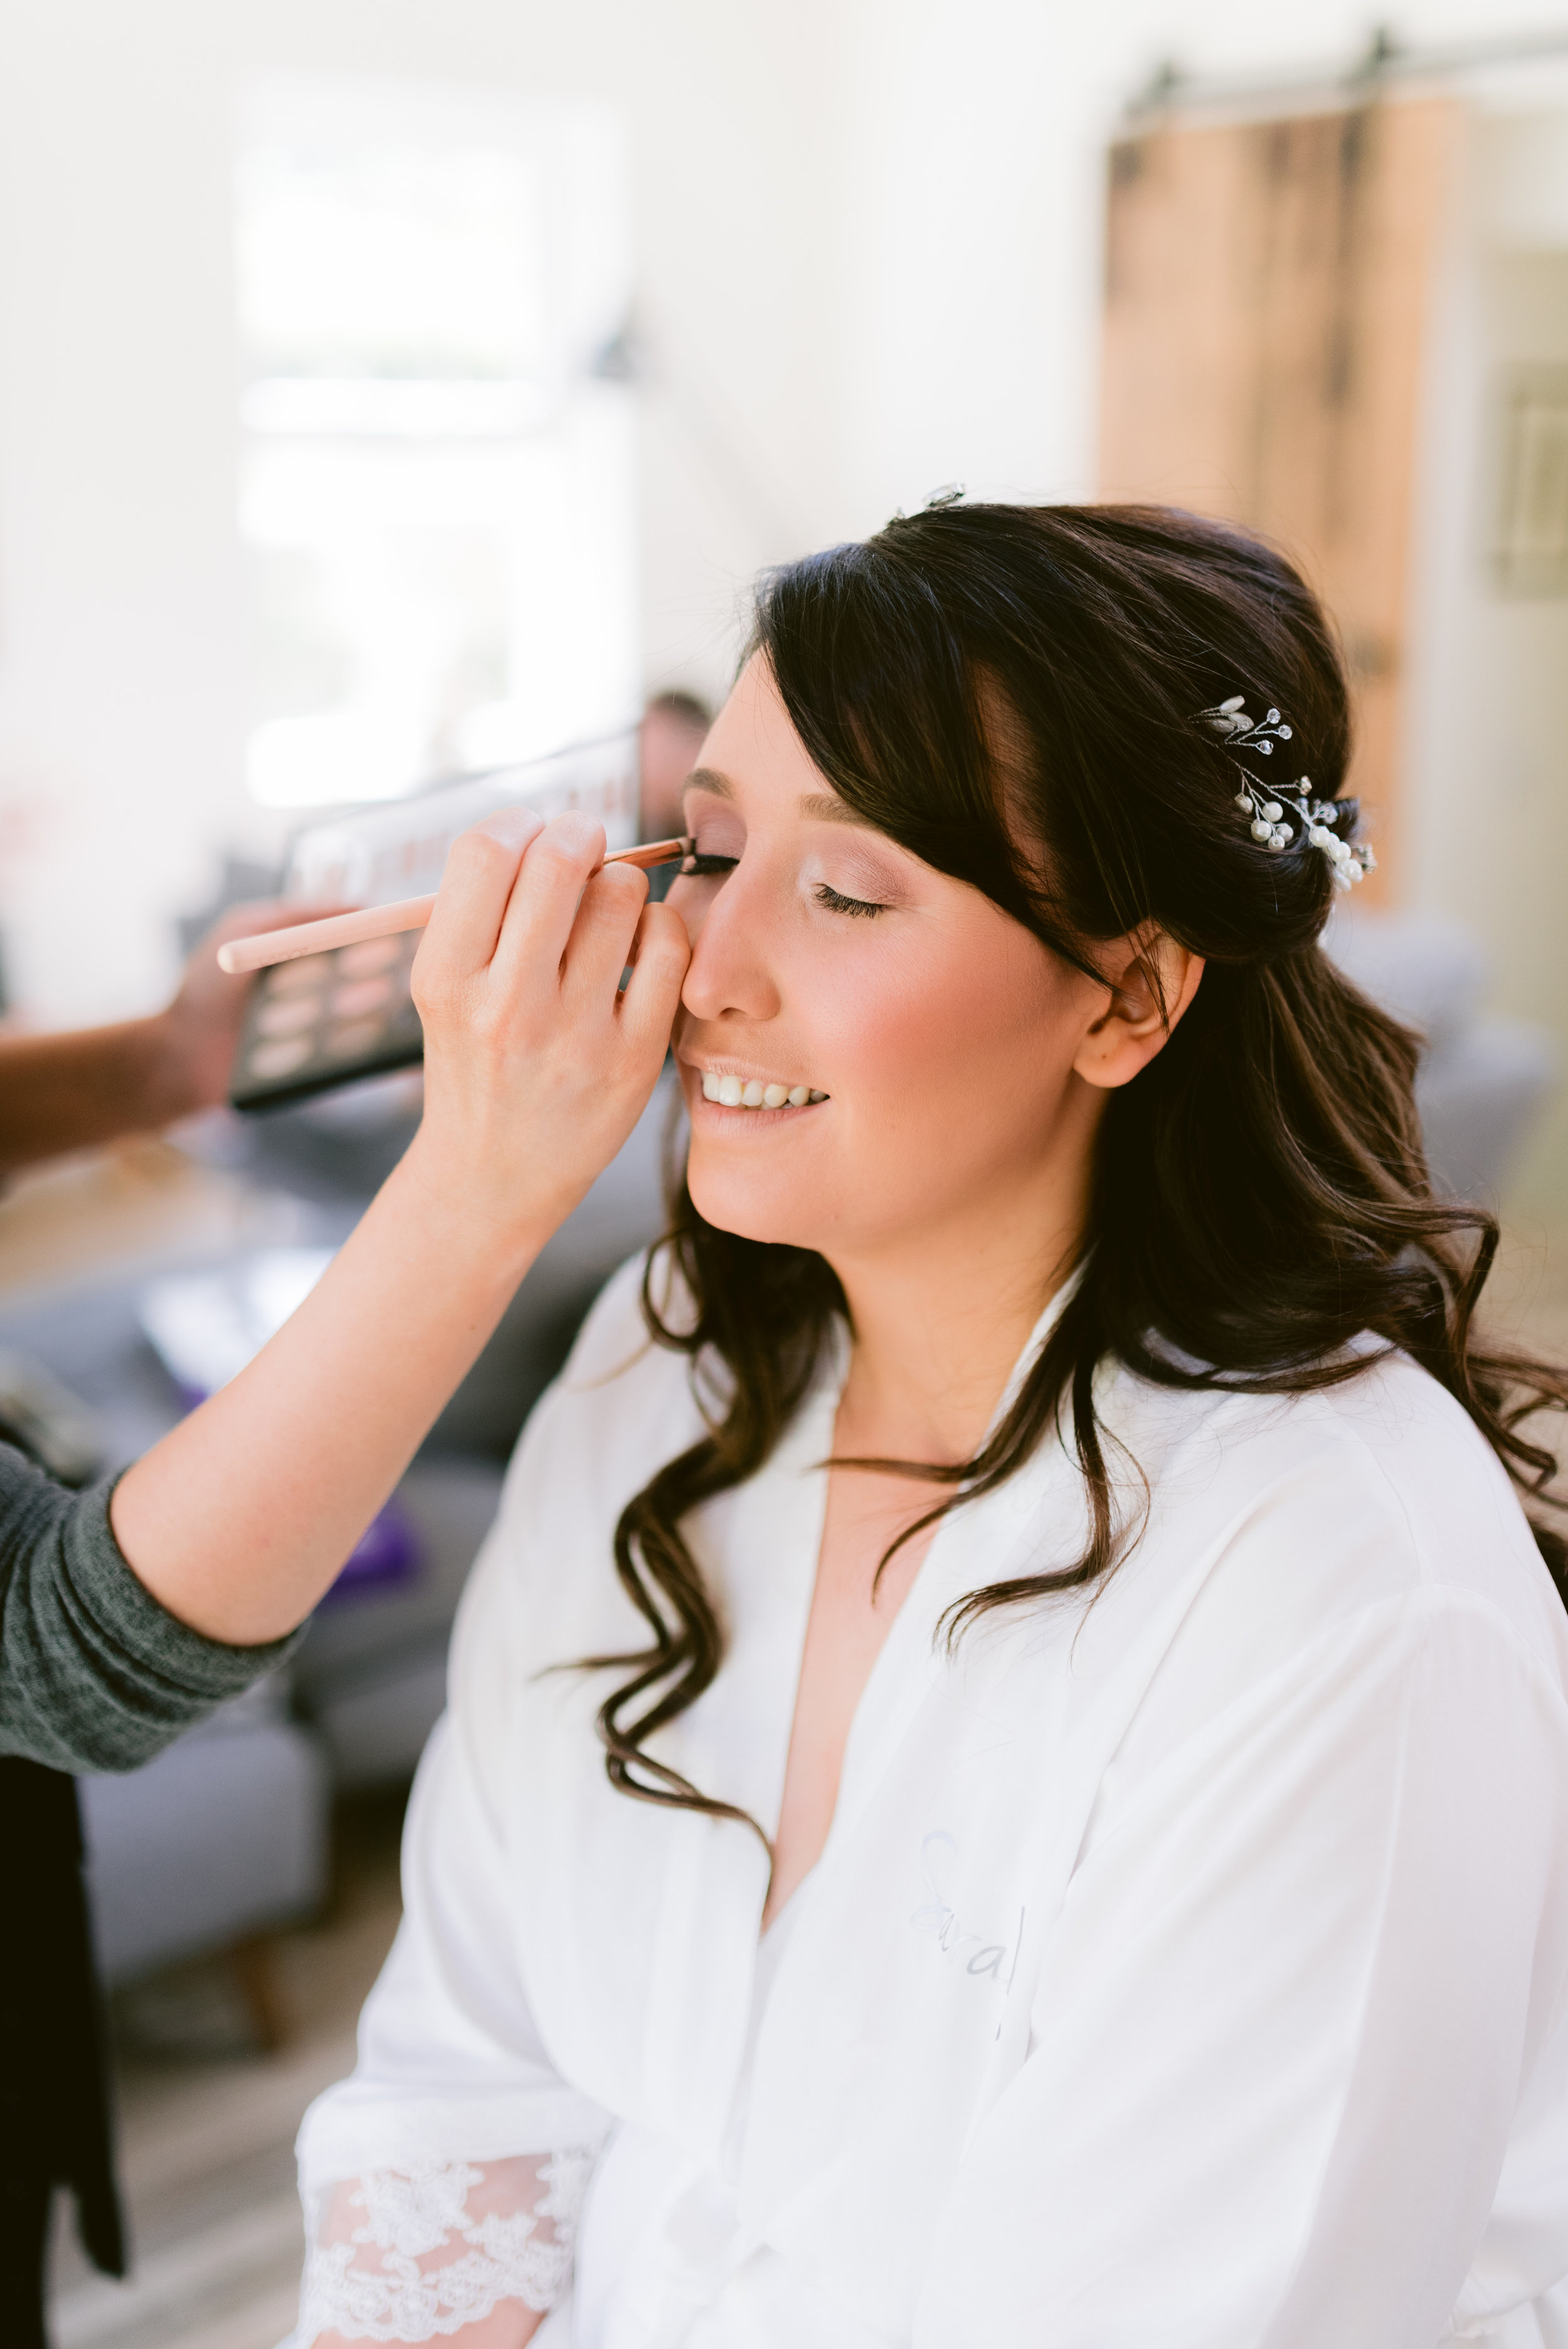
[701,1071,826,1110]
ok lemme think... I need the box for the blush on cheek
[813,920,1076,1127]
[681,906,1089,1256]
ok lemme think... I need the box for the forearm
[107,810,685,1654]
[109,1138,548,1645]
[0,1014,196,1174]
[316,2309,543,2349]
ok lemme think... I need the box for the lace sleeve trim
[296,2146,597,2343]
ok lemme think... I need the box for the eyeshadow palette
[228,929,426,1111]
[228,731,638,1114]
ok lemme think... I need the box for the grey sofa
[1323,906,1556,1202]
[80,1687,329,1991]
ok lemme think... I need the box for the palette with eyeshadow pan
[229,930,426,1111]
[228,730,639,1114]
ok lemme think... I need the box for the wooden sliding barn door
[1098,96,1460,894]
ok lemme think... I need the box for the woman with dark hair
[287,504,1568,2349]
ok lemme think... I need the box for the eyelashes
[813,882,885,918]
[681,852,887,919]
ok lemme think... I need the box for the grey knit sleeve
[0,1442,307,1773]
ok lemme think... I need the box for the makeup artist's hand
[156,899,342,1114]
[400,807,692,1254]
[0,899,337,1176]
[109,808,691,1648]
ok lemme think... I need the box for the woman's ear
[1073,928,1205,1092]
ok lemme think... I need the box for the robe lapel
[509,1339,845,2163]
[825,1270,1087,1859]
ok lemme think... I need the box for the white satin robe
[292,1256,1568,2347]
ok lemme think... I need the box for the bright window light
[236,77,637,810]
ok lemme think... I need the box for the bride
[285,502,1568,2349]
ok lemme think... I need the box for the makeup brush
[217,836,696,975]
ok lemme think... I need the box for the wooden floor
[47,1791,406,2349]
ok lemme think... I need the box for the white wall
[3,0,1567,1076]
[1409,98,1568,1219]
[832,0,1568,516]
[0,0,855,1022]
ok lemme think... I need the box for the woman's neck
[827,1179,1086,1467]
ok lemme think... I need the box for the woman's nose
[679,869,782,1025]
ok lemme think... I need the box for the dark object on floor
[0,1759,125,2349]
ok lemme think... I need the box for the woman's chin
[684,1156,834,1253]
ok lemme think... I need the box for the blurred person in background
[0,824,688,2348]
[286,504,1568,2349]
[639,690,711,899]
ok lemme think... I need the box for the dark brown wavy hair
[586,501,1568,1838]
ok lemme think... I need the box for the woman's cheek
[792,964,923,1106]
[815,940,1018,1098]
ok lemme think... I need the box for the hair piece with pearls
[1197,694,1375,890]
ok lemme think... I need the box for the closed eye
[681,855,886,917]
[815,881,886,918]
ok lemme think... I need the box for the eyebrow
[682,768,874,829]
[798,790,874,827]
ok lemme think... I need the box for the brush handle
[217,836,694,975]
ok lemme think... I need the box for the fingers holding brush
[406,809,689,1246]
[617,897,691,1054]
[559,857,650,1011]
[416,805,545,990]
[489,809,611,998]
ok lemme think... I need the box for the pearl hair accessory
[1197,696,1376,891]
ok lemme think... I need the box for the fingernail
[477,807,544,851]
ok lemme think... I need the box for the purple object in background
[322,1494,423,1604]
[171,1379,421,1601]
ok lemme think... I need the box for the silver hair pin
[890,482,966,522]
[1197,696,1375,891]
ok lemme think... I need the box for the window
[236,77,637,808]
